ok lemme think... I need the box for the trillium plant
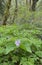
[0,25,42,65]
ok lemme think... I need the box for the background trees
[0,0,42,26]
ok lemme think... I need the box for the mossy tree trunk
[29,0,39,11]
[15,0,18,17]
[31,0,37,11]
[12,0,18,23]
[3,0,11,25]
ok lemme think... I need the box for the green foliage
[0,24,42,65]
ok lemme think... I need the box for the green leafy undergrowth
[0,24,42,65]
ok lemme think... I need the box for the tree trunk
[32,0,39,11]
[32,0,36,11]
[3,0,11,25]
[15,0,18,15]
[26,0,28,6]
[29,0,39,11]
[12,0,18,23]
[28,0,31,10]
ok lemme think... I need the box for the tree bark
[12,0,18,23]
[32,0,36,11]
[29,0,39,11]
[3,0,11,25]
[28,0,31,10]
[15,0,18,15]
[26,0,28,6]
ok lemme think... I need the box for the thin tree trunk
[31,0,36,11]
[26,0,28,6]
[28,0,31,10]
[12,0,18,23]
[28,0,38,11]
[32,0,39,11]
[3,0,11,25]
[15,0,18,16]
